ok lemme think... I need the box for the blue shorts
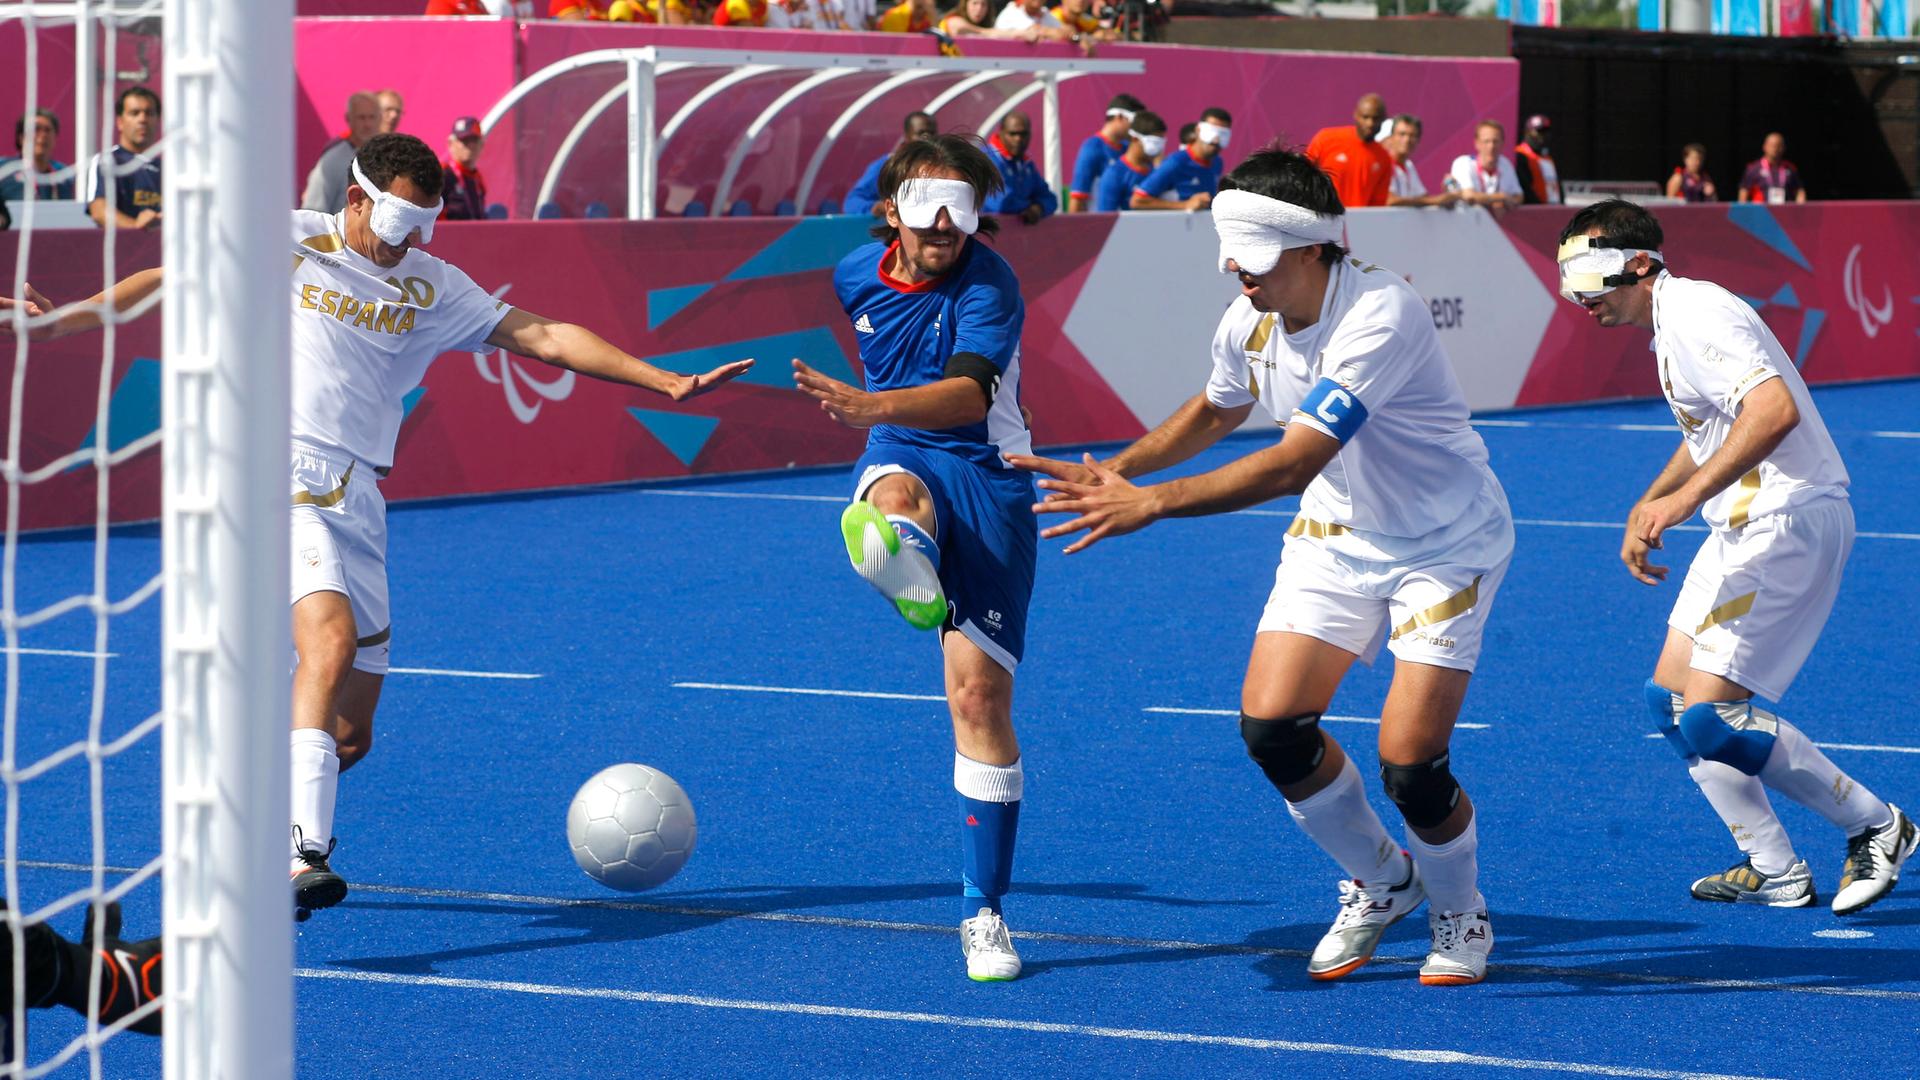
[853,442,1037,672]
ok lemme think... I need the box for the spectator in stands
[301,91,380,213]
[551,0,607,14]
[826,0,875,28]
[983,111,1057,224]
[941,0,1036,38]
[1130,107,1228,211]
[425,0,493,12]
[1513,113,1561,204]
[376,89,406,135]
[844,111,937,215]
[1666,142,1717,203]
[770,0,828,28]
[715,0,769,24]
[1092,108,1164,212]
[87,87,163,230]
[1739,132,1806,204]
[1068,93,1145,213]
[1053,0,1118,41]
[874,0,936,30]
[1448,119,1521,218]
[1,110,75,202]
[1305,93,1392,209]
[1381,115,1457,209]
[439,116,489,221]
[995,0,1076,41]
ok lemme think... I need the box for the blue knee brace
[1643,679,1693,760]
[1678,700,1779,776]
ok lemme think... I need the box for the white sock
[1688,758,1798,877]
[1285,757,1406,885]
[1760,717,1892,837]
[290,728,340,867]
[1407,813,1484,915]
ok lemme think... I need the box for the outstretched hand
[671,358,754,402]
[0,282,54,340]
[1007,452,1161,554]
[793,358,885,428]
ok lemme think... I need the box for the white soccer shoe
[1420,909,1493,986]
[961,907,1022,982]
[1307,861,1425,981]
[840,501,945,631]
[1690,858,1816,907]
[1834,805,1918,916]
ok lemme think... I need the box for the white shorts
[289,442,391,676]
[1256,502,1513,673]
[1669,495,1852,701]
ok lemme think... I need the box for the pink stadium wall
[5,202,1918,532]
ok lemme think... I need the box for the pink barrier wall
[9,203,1914,532]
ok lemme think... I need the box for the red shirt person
[439,116,489,221]
[1305,94,1393,209]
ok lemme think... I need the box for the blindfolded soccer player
[1010,146,1513,986]
[792,134,1035,981]
[1561,198,1913,913]
[1,133,751,921]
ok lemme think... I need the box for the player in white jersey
[1561,199,1913,914]
[1010,148,1511,985]
[1,134,750,919]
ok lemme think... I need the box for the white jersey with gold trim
[1650,271,1848,533]
[289,209,509,471]
[1204,256,1503,562]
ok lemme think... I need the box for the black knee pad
[1240,713,1325,788]
[1380,753,1462,830]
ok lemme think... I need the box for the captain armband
[1294,377,1370,444]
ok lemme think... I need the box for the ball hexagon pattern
[567,763,697,892]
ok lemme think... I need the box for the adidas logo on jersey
[854,314,875,334]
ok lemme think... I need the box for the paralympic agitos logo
[1841,244,1894,340]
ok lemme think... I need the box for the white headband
[1196,120,1231,149]
[1211,189,1344,275]
[1106,108,1136,122]
[893,177,980,236]
[351,158,443,246]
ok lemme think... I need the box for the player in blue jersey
[843,111,937,216]
[1132,106,1231,211]
[1092,109,1167,212]
[793,133,1035,982]
[1068,93,1145,212]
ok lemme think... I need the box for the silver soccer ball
[566,763,697,891]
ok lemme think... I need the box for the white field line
[674,681,946,702]
[386,667,542,680]
[1642,733,1920,755]
[16,859,1915,1006]
[1472,418,1920,439]
[1143,705,1491,731]
[295,968,1777,1080]
[0,647,119,658]
[641,489,842,503]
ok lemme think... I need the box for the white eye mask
[1106,107,1136,122]
[1197,121,1231,149]
[351,158,443,247]
[1557,235,1661,304]
[1132,131,1166,158]
[1212,189,1343,276]
[892,177,980,236]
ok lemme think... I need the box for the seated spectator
[1305,93,1392,209]
[1131,106,1228,211]
[715,0,769,23]
[440,116,489,221]
[941,0,1035,38]
[424,0,492,12]
[874,0,935,30]
[1448,118,1521,217]
[1052,0,1117,40]
[301,91,380,213]
[983,112,1056,224]
[770,0,828,27]
[822,0,875,28]
[1,110,76,202]
[1068,93,1145,212]
[844,111,937,215]
[87,87,163,230]
[377,89,405,135]
[995,0,1075,40]
[1513,113,1561,204]
[1092,109,1165,212]
[1380,115,1456,209]
[551,0,608,14]
[1667,142,1717,203]
[1739,132,1806,204]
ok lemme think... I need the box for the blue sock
[961,795,1020,920]
[887,514,939,572]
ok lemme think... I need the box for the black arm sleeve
[944,351,1000,406]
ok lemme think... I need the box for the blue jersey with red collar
[1135,146,1221,202]
[1071,132,1126,199]
[832,238,1030,470]
[1093,155,1151,211]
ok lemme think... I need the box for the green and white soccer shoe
[840,501,945,631]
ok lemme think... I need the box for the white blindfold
[1557,235,1661,304]
[1132,130,1166,158]
[1196,120,1231,148]
[893,177,980,236]
[351,158,443,246]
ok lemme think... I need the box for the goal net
[2,1,291,1076]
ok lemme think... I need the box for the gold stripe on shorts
[1694,591,1756,635]
[1390,575,1484,641]
[292,460,356,507]
[1286,518,1350,540]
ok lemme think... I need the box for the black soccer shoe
[291,838,348,920]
